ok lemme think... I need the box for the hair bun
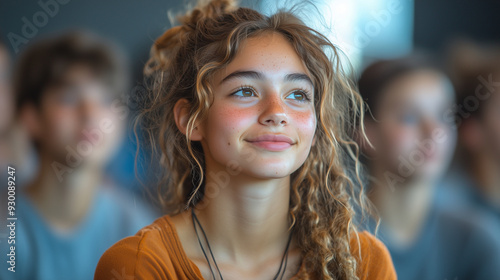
[180,0,238,25]
[145,0,238,74]
[145,25,186,74]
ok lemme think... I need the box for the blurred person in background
[0,31,156,280]
[0,36,14,262]
[0,37,37,260]
[443,41,500,225]
[0,37,36,186]
[0,38,14,164]
[357,55,500,280]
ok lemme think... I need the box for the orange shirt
[94,215,397,279]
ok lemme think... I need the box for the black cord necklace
[191,208,294,280]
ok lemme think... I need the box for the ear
[19,103,43,141]
[173,98,203,141]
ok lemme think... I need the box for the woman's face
[368,70,457,182]
[199,31,317,179]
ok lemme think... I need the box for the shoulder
[96,186,158,227]
[350,231,397,280]
[435,206,500,277]
[436,204,500,250]
[94,215,197,280]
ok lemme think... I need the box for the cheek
[380,123,419,156]
[291,110,316,144]
[100,109,125,142]
[216,106,248,128]
[203,104,255,153]
[439,124,456,150]
[44,107,79,142]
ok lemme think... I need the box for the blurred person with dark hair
[0,38,15,181]
[0,36,17,263]
[0,39,13,140]
[443,41,500,226]
[358,54,500,280]
[0,38,36,186]
[0,31,156,280]
[0,37,38,262]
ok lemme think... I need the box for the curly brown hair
[134,0,373,279]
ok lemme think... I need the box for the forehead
[43,64,113,101]
[61,64,97,81]
[52,63,110,88]
[381,70,454,107]
[214,31,310,82]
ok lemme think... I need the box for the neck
[193,167,293,266]
[24,152,102,233]
[470,154,500,208]
[369,164,435,246]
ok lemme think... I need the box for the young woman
[358,55,500,280]
[95,0,396,279]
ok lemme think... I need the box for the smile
[245,134,295,152]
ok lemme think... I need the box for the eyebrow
[220,70,314,87]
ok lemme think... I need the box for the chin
[243,165,297,179]
[414,167,444,182]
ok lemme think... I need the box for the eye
[231,87,257,98]
[58,90,79,105]
[100,93,115,107]
[286,90,310,102]
[399,113,419,125]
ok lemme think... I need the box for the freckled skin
[197,32,317,179]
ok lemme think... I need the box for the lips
[245,134,295,151]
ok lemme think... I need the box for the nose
[421,117,440,140]
[259,94,288,127]
[80,99,101,126]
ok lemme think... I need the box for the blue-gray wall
[1,0,188,81]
